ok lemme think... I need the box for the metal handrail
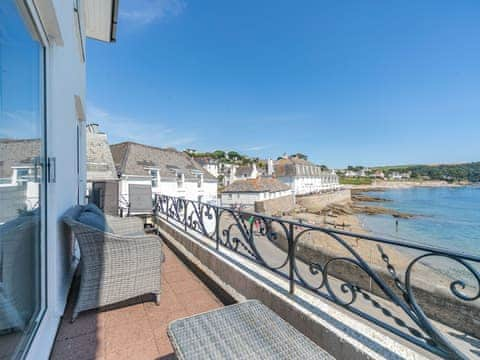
[153,194,480,359]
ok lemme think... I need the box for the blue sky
[87,0,480,168]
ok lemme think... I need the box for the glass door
[0,1,45,358]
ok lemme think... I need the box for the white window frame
[17,1,62,359]
[150,169,159,188]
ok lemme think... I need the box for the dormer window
[150,169,159,188]
[177,172,184,188]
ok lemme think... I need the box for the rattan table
[168,300,334,360]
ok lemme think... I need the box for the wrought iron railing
[153,194,480,359]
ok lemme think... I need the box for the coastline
[347,179,471,192]
[273,189,480,337]
[290,188,478,284]
[289,188,460,282]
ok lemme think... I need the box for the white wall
[119,177,219,213]
[221,192,264,206]
[47,0,86,319]
[26,0,88,358]
[203,182,219,204]
[277,175,339,196]
[220,189,292,206]
[202,164,219,178]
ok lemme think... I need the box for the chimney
[87,123,99,134]
[267,158,274,176]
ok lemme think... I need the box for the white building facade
[0,1,117,358]
[196,157,220,178]
[275,157,339,195]
[111,142,218,214]
[221,178,292,206]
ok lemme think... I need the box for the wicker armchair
[63,206,163,322]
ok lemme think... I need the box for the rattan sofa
[63,205,163,321]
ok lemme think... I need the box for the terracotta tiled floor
[51,244,224,360]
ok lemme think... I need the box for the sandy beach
[271,190,480,338]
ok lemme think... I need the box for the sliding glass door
[0,1,45,358]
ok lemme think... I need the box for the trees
[291,153,308,160]
[378,162,480,182]
[212,150,226,159]
[227,151,241,160]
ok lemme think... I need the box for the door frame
[15,1,56,359]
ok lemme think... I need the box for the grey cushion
[83,203,104,217]
[77,211,112,233]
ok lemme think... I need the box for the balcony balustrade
[154,194,480,360]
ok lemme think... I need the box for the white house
[197,159,261,187]
[344,168,367,177]
[389,171,411,180]
[220,163,260,186]
[233,163,260,181]
[221,177,292,207]
[274,156,339,195]
[196,157,220,178]
[111,142,218,214]
[0,0,118,358]
[370,170,386,179]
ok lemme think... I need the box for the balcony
[50,196,479,360]
[51,245,224,359]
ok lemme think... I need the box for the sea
[358,186,480,256]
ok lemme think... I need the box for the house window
[177,172,184,188]
[150,169,159,188]
[16,168,31,181]
[197,174,203,188]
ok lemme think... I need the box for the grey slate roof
[195,157,218,166]
[86,129,117,181]
[235,165,255,178]
[275,157,330,177]
[222,177,291,193]
[0,139,41,178]
[110,142,217,182]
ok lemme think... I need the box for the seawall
[297,189,351,211]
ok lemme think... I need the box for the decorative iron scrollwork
[154,194,479,359]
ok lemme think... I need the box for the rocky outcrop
[310,202,416,219]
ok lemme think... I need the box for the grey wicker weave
[168,300,334,360]
[63,206,163,322]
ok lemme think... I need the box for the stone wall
[254,194,295,215]
[296,189,351,210]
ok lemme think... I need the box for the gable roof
[110,142,217,182]
[0,139,41,178]
[222,177,291,193]
[274,157,332,177]
[86,127,117,181]
[235,165,256,177]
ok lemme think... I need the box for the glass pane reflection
[0,1,44,358]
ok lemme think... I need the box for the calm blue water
[358,186,480,256]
